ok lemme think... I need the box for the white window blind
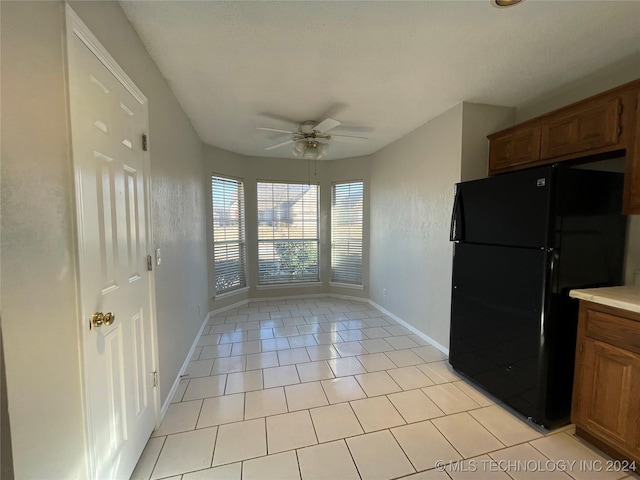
[331,181,363,285]
[212,175,246,294]
[257,182,319,285]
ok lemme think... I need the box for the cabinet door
[574,337,640,457]
[488,126,541,173]
[623,90,640,214]
[540,97,622,159]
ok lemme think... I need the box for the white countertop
[569,286,640,314]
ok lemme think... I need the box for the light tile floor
[132,297,639,480]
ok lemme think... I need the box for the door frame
[64,5,161,477]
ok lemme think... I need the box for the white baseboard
[160,311,211,420]
[207,293,362,315]
[206,293,448,356]
[210,298,251,317]
[327,292,370,303]
[368,300,449,356]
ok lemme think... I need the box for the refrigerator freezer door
[449,243,552,425]
[454,166,555,248]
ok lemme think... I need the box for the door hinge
[142,134,148,152]
[152,371,158,387]
[617,126,622,136]
[147,254,153,271]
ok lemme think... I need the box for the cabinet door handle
[579,343,584,353]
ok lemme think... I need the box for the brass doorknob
[91,312,115,327]
[103,312,115,326]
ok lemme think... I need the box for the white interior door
[66,9,157,480]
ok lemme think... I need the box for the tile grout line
[386,427,422,476]
[347,401,367,438]
[152,297,622,479]
[341,438,365,480]
[208,422,219,471]
[145,435,167,480]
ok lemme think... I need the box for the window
[257,182,319,285]
[212,175,246,294]
[331,181,363,286]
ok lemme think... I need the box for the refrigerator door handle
[450,185,465,242]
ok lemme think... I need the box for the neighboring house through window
[257,182,319,285]
[331,181,364,286]
[212,175,246,294]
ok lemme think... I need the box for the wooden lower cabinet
[572,301,640,467]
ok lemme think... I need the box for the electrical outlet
[383,288,387,298]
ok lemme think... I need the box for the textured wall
[369,104,463,350]
[367,103,513,349]
[1,2,88,478]
[69,1,210,404]
[460,103,515,182]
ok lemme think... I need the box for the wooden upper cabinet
[623,90,640,214]
[540,96,622,160]
[486,78,640,213]
[489,126,540,171]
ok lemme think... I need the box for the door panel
[67,15,155,480]
[132,310,148,416]
[125,167,142,281]
[105,324,127,453]
[97,156,120,292]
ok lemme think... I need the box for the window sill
[329,282,365,290]
[256,281,323,290]
[215,286,250,300]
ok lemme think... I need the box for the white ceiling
[119,1,640,161]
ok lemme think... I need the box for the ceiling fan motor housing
[300,121,317,134]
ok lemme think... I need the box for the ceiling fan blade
[313,118,341,134]
[257,127,296,134]
[257,112,301,127]
[265,139,294,151]
[330,134,368,140]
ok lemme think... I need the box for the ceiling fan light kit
[294,141,306,153]
[492,0,523,8]
[303,144,320,160]
[292,140,327,160]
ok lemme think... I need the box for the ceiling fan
[257,117,368,160]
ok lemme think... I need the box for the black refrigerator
[448,164,627,429]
